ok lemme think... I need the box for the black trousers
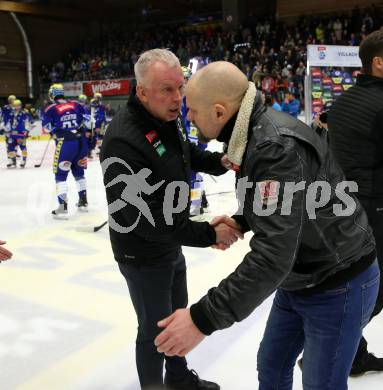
[354,197,383,363]
[118,250,189,389]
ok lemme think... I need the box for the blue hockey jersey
[92,103,106,129]
[6,110,30,139]
[1,104,14,125]
[80,104,91,130]
[43,99,84,140]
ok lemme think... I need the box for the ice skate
[52,202,68,220]
[76,196,88,212]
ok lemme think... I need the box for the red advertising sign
[83,79,131,96]
[311,69,323,77]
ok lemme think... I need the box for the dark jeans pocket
[361,274,380,328]
[323,285,348,295]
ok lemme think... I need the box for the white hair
[134,48,181,85]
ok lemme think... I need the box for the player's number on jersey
[62,120,78,129]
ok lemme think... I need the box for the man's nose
[174,89,182,103]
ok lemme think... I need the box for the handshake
[0,240,13,263]
[210,215,244,250]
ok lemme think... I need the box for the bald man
[155,62,379,389]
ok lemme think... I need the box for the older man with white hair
[100,50,241,389]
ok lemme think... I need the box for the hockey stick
[205,190,234,197]
[75,191,235,233]
[207,174,218,183]
[34,138,52,168]
[76,220,108,233]
[90,105,96,141]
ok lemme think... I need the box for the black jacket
[190,99,375,335]
[328,74,383,199]
[100,92,227,263]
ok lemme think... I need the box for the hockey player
[43,84,88,219]
[78,94,88,108]
[24,103,39,125]
[78,94,90,119]
[78,94,93,148]
[181,66,209,218]
[5,99,30,168]
[1,95,17,157]
[88,92,106,158]
[1,95,16,125]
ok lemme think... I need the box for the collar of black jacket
[217,90,264,146]
[356,73,383,87]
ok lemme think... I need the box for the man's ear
[136,84,148,103]
[213,103,228,123]
[373,56,383,73]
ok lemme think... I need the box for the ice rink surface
[0,140,382,390]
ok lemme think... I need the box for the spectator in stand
[261,72,275,94]
[281,62,291,79]
[274,73,288,102]
[282,91,301,118]
[39,4,383,114]
[350,32,360,46]
[264,92,282,111]
[334,18,343,42]
[252,64,265,88]
[316,23,325,42]
[295,60,306,87]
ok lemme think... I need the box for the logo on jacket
[259,180,279,206]
[145,130,167,156]
[145,130,158,143]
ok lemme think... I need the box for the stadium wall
[0,11,27,97]
[19,14,87,67]
[277,0,377,19]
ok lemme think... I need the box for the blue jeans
[257,260,380,390]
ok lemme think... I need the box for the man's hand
[211,215,243,250]
[155,308,205,357]
[221,154,234,170]
[214,222,243,249]
[0,240,13,262]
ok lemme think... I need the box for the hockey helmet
[48,83,65,102]
[12,99,22,109]
[93,92,102,101]
[78,94,88,103]
[8,95,16,104]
